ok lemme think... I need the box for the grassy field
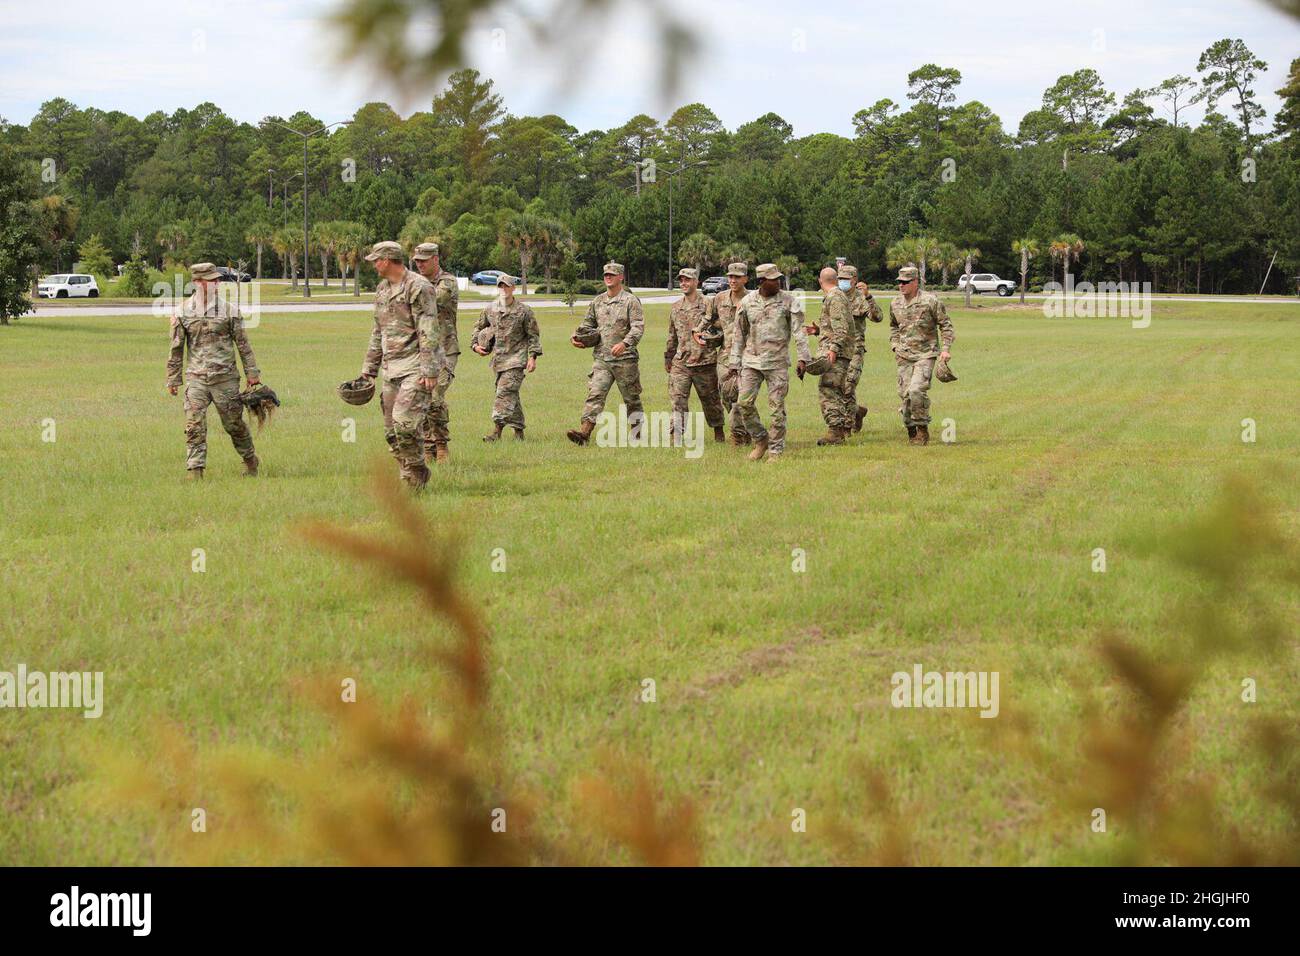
[1,298,1297,865]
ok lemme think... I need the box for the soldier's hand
[803,324,818,336]
[247,376,260,387]
[570,335,585,349]
[418,376,436,390]
[692,332,707,347]
[939,350,951,361]
[168,384,178,396]
[827,351,837,364]
[525,357,536,374]
[796,361,806,380]
[611,342,627,357]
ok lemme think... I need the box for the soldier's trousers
[896,356,936,427]
[492,367,527,429]
[736,366,790,454]
[581,358,643,424]
[818,357,855,431]
[424,352,458,452]
[845,346,865,401]
[718,362,749,439]
[669,360,724,429]
[382,373,431,481]
[184,378,254,471]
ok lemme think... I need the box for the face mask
[837,279,851,291]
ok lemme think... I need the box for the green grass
[1,299,1297,864]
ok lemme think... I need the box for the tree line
[1,37,1298,319]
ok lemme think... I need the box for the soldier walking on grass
[693,261,750,445]
[841,263,882,433]
[411,242,459,464]
[731,263,810,462]
[889,265,954,446]
[803,266,855,446]
[666,268,725,444]
[472,273,541,441]
[358,241,443,489]
[566,262,644,446]
[166,262,262,480]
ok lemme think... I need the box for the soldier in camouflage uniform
[566,262,645,446]
[411,242,459,463]
[665,268,725,443]
[471,273,541,441]
[731,263,811,462]
[693,261,750,445]
[166,262,262,479]
[889,265,954,446]
[802,266,855,446]
[841,263,882,433]
[359,241,443,488]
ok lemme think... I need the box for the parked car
[37,274,99,298]
[215,267,252,283]
[957,273,1016,296]
[700,276,728,294]
[471,270,510,285]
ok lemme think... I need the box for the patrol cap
[755,263,783,280]
[837,263,859,280]
[411,242,440,261]
[726,262,748,277]
[895,265,920,283]
[936,356,958,383]
[365,241,405,262]
[497,273,517,288]
[190,262,221,280]
[677,268,699,281]
[602,261,625,277]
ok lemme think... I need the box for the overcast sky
[2,0,1297,136]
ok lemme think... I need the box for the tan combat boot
[728,431,751,447]
[434,442,449,463]
[484,424,503,442]
[566,420,594,446]
[747,438,769,461]
[816,428,847,446]
[243,455,259,477]
[187,468,204,481]
[854,405,868,433]
[915,424,930,446]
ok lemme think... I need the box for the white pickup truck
[957,273,1015,296]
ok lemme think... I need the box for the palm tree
[886,235,940,287]
[36,194,81,272]
[156,220,191,266]
[676,232,717,277]
[272,227,302,290]
[398,214,444,257]
[1049,233,1085,287]
[499,212,545,294]
[958,247,981,308]
[717,242,753,270]
[246,222,274,280]
[1011,238,1039,303]
[935,241,961,286]
[333,221,368,294]
[536,218,573,295]
[312,221,341,288]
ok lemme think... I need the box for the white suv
[38,274,100,298]
[957,273,1015,297]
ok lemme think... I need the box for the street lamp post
[262,120,350,298]
[663,160,709,290]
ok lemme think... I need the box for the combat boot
[854,405,868,432]
[747,438,769,461]
[243,454,259,477]
[566,420,594,446]
[484,424,503,442]
[513,427,525,441]
[765,450,782,463]
[816,428,847,446]
[434,442,450,463]
[187,468,204,481]
[728,431,751,447]
[906,425,918,443]
[713,426,726,443]
[915,424,930,446]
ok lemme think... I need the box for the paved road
[19,291,1299,319]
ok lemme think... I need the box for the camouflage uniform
[666,291,724,429]
[809,287,855,432]
[575,287,644,425]
[844,271,882,399]
[889,288,954,428]
[731,279,810,456]
[421,266,459,456]
[166,290,259,471]
[361,264,443,484]
[698,282,750,440]
[473,294,542,430]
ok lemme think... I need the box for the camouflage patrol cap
[411,242,440,260]
[476,327,495,353]
[895,265,920,282]
[726,262,748,277]
[755,263,783,280]
[496,273,517,288]
[365,241,405,262]
[602,261,625,276]
[837,263,859,280]
[677,268,699,281]
[936,356,958,383]
[190,262,221,280]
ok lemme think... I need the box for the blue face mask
[837,279,851,291]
